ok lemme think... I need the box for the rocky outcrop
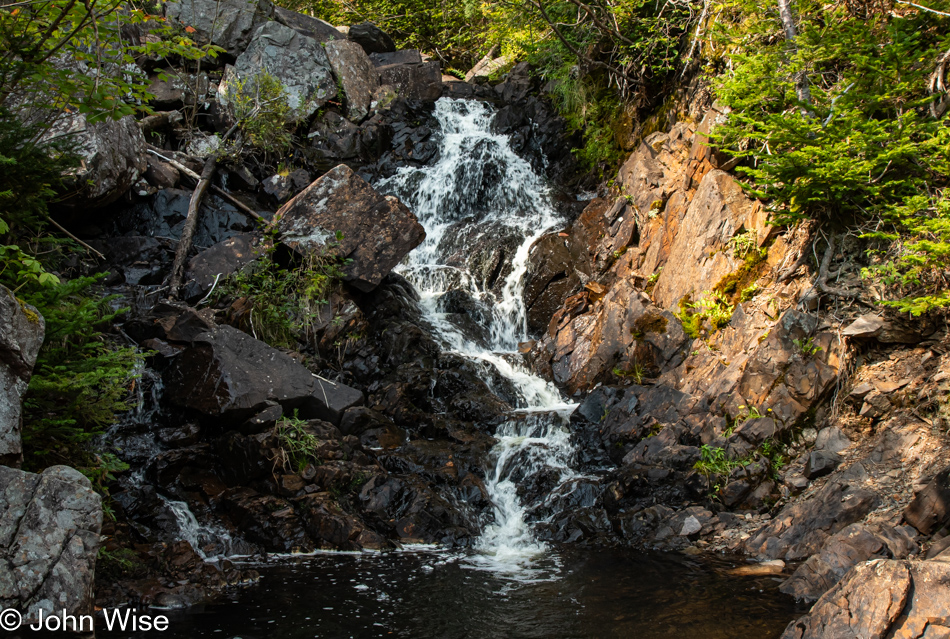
[903,465,950,535]
[377,60,443,102]
[0,285,45,467]
[0,465,102,625]
[165,0,275,57]
[781,559,950,639]
[47,112,146,211]
[275,164,425,291]
[324,40,380,122]
[347,23,396,55]
[181,233,267,303]
[274,6,344,44]
[164,324,364,424]
[218,22,336,123]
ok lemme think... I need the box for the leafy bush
[216,232,346,349]
[227,71,294,156]
[19,275,143,469]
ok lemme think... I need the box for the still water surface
[95,548,801,639]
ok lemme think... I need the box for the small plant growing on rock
[613,361,645,383]
[677,291,735,338]
[728,229,759,259]
[792,336,822,358]
[228,70,293,156]
[274,412,322,473]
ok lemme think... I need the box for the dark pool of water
[89,547,804,639]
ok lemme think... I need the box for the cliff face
[521,92,950,606]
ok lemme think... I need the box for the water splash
[376,98,580,578]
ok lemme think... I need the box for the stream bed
[98,548,802,639]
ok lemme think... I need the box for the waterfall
[376,98,580,577]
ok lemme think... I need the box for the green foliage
[216,231,345,349]
[0,0,221,124]
[613,360,645,383]
[97,547,147,581]
[728,229,758,259]
[709,0,950,314]
[228,71,293,155]
[677,290,735,338]
[861,192,950,314]
[792,336,822,357]
[20,274,143,468]
[274,412,322,473]
[694,444,743,477]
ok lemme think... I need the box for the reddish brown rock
[275,164,425,292]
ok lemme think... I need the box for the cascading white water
[376,98,581,577]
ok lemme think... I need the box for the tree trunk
[777,0,813,115]
[167,156,216,299]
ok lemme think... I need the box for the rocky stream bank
[0,2,949,636]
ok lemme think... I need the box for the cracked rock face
[0,465,103,625]
[0,284,45,467]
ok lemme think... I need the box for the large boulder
[377,60,443,102]
[324,40,379,122]
[781,559,950,639]
[181,233,266,303]
[218,22,336,123]
[165,0,275,57]
[347,23,395,54]
[904,465,950,535]
[273,6,345,44]
[164,325,363,424]
[46,112,146,212]
[275,164,425,292]
[0,465,102,626]
[0,285,45,467]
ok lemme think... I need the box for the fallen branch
[146,148,267,223]
[166,123,239,299]
[47,217,104,259]
[139,110,181,135]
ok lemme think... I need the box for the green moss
[631,311,668,340]
[713,247,769,305]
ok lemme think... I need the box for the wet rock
[377,61,443,102]
[803,451,842,480]
[904,465,950,535]
[0,286,44,467]
[347,23,395,54]
[523,233,581,335]
[324,40,380,122]
[45,113,145,212]
[156,306,217,344]
[144,154,181,189]
[240,403,283,434]
[165,0,274,57]
[274,6,344,44]
[295,492,365,549]
[164,325,363,424]
[781,559,950,639]
[745,465,880,561]
[275,164,425,292]
[117,188,250,247]
[730,560,786,576]
[218,22,335,123]
[0,465,102,626]
[220,487,313,552]
[181,233,266,303]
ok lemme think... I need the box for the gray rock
[370,50,423,67]
[842,314,927,344]
[377,60,443,102]
[680,515,702,536]
[324,40,379,122]
[165,0,275,57]
[275,164,425,292]
[274,6,344,44]
[164,325,364,424]
[44,112,146,211]
[347,23,395,54]
[781,559,950,639]
[218,22,336,123]
[0,285,45,467]
[0,465,102,626]
[815,426,851,453]
[803,450,842,479]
